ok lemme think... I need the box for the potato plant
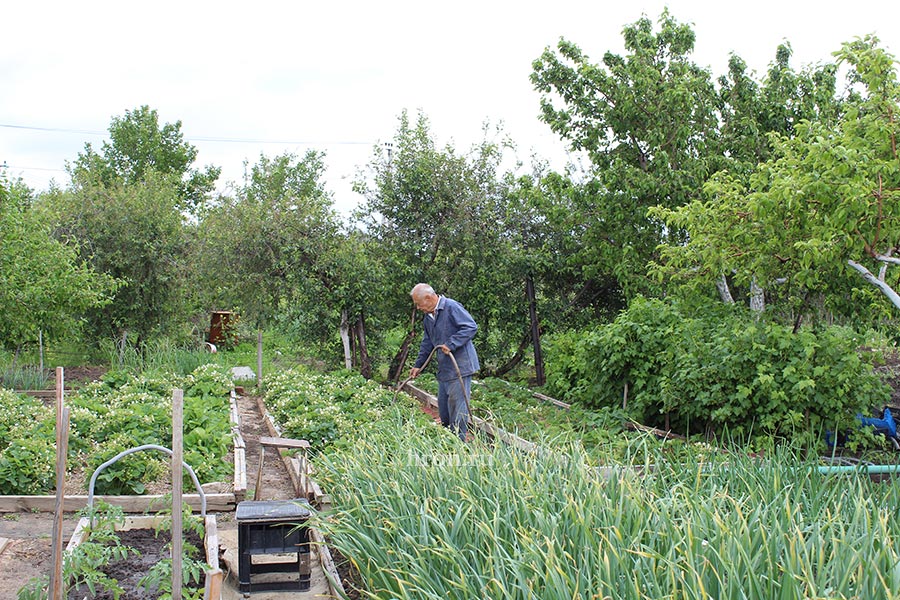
[0,364,234,495]
[263,367,446,458]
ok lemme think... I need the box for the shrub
[545,298,890,447]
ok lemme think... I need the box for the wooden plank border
[0,494,236,514]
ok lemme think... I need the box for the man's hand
[437,344,451,355]
[409,367,421,378]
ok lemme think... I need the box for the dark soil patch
[67,528,204,600]
[328,545,363,600]
[63,365,108,387]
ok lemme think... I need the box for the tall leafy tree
[530,10,721,299]
[71,105,220,215]
[195,151,374,359]
[0,177,115,351]
[652,37,900,327]
[43,172,189,344]
[354,111,523,372]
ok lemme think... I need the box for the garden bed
[65,514,219,600]
[0,365,244,512]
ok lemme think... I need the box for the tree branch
[875,254,900,266]
[848,259,900,311]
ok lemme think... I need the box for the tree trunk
[716,274,735,304]
[491,331,531,379]
[749,277,765,313]
[526,275,545,386]
[354,313,372,379]
[339,310,352,370]
[388,308,418,383]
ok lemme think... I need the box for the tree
[652,37,900,328]
[530,10,722,299]
[353,111,527,375]
[717,44,841,179]
[71,105,220,215]
[43,171,190,344]
[0,176,115,352]
[195,151,376,364]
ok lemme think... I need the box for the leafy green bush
[544,298,891,447]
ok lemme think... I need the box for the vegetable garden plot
[409,374,696,465]
[11,500,219,600]
[311,426,900,600]
[257,367,900,598]
[0,364,240,511]
[262,367,449,460]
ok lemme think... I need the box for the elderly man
[409,283,480,441]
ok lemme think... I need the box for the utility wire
[0,122,372,146]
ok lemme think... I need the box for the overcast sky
[3,0,899,215]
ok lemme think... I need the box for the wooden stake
[256,330,263,389]
[172,388,184,600]
[49,367,68,600]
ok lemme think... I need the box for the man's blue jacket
[414,296,480,382]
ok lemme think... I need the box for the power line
[4,164,67,173]
[0,122,373,146]
[0,123,104,136]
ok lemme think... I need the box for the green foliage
[0,176,115,350]
[43,170,192,344]
[139,505,208,600]
[0,390,54,494]
[264,366,443,457]
[544,298,890,447]
[317,432,900,599]
[530,11,721,299]
[18,501,208,600]
[71,105,220,215]
[353,110,535,372]
[653,37,900,326]
[194,151,368,360]
[0,365,233,495]
[99,336,217,376]
[0,364,49,390]
[17,502,136,600]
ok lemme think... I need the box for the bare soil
[66,528,205,600]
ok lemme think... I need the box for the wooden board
[0,493,236,514]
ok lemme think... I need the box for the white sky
[3,0,899,215]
